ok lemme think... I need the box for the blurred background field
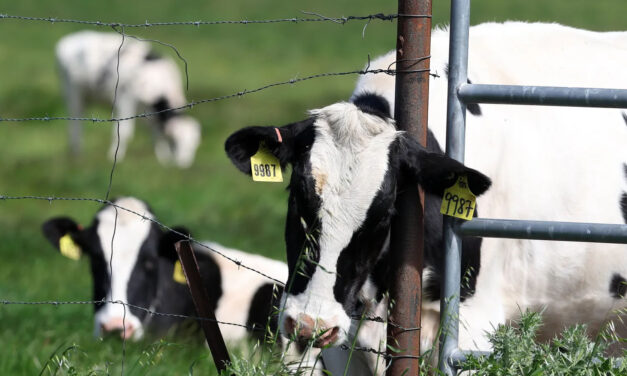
[0,0,625,374]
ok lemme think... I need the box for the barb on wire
[0,66,435,124]
[0,13,430,28]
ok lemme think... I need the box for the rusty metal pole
[387,0,432,375]
[175,240,232,374]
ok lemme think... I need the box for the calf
[56,30,201,168]
[225,94,491,374]
[42,197,286,343]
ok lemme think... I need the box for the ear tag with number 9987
[440,174,476,221]
[250,143,283,183]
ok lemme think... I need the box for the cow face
[225,94,491,347]
[42,197,164,340]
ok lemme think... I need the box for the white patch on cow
[93,197,154,340]
[200,242,288,343]
[281,102,400,344]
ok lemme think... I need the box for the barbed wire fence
[0,11,433,374]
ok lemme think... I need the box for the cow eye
[144,260,155,271]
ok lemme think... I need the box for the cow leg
[108,93,136,161]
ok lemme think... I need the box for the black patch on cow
[152,96,177,124]
[77,218,111,312]
[620,192,627,224]
[334,164,397,315]
[284,158,322,296]
[144,50,162,61]
[146,243,223,338]
[246,283,283,344]
[609,273,627,299]
[443,63,482,116]
[126,222,162,321]
[225,118,315,178]
[352,92,392,119]
[622,112,627,126]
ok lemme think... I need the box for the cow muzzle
[101,317,137,339]
[283,313,340,348]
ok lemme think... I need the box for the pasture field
[0,0,625,374]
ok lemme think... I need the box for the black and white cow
[42,197,286,343]
[226,21,627,375]
[56,31,201,168]
[225,94,491,374]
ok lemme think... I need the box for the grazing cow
[41,197,287,343]
[56,31,201,168]
[226,22,627,374]
[225,93,492,374]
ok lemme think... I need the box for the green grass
[1,0,626,374]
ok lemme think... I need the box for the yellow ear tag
[250,143,283,183]
[440,174,476,221]
[59,234,81,260]
[173,260,187,284]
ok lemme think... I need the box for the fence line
[0,65,438,124]
[0,12,429,28]
[0,9,427,374]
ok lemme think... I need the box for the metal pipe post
[439,0,470,374]
[175,240,232,374]
[386,0,432,374]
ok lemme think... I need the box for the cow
[41,197,287,343]
[56,30,201,168]
[226,21,627,374]
[225,93,492,374]
[351,20,627,350]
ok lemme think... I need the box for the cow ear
[399,135,491,196]
[158,226,192,263]
[41,217,84,260]
[224,119,313,176]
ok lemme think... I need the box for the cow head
[225,93,491,347]
[41,197,182,340]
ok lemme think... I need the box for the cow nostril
[315,326,340,347]
[284,316,297,334]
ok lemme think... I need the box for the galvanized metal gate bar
[458,84,627,108]
[458,219,627,243]
[438,0,627,374]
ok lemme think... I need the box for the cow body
[226,22,627,375]
[56,31,201,167]
[353,21,627,353]
[42,197,287,343]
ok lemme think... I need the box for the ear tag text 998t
[440,174,476,221]
[250,140,283,183]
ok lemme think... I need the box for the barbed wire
[1,298,269,332]
[0,299,395,356]
[0,65,435,124]
[0,195,286,285]
[0,12,430,28]
[0,9,430,368]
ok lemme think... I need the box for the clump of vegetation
[461,311,626,376]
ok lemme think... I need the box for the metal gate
[438,0,627,374]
